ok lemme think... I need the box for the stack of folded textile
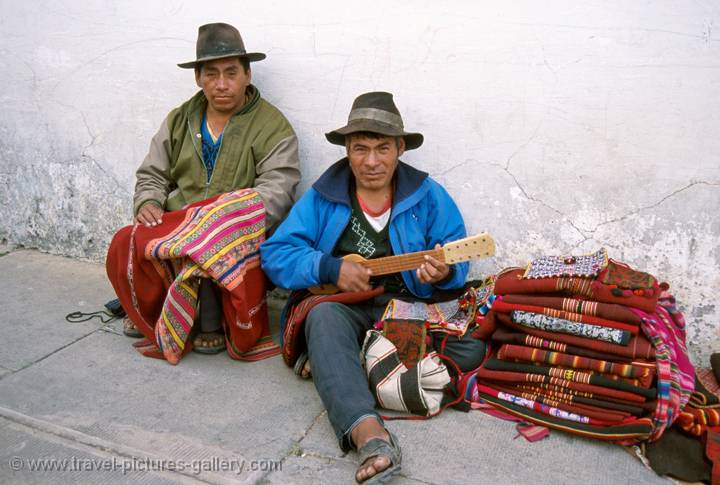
[473,248,695,442]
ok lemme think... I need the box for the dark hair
[195,56,251,75]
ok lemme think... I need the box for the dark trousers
[197,278,222,333]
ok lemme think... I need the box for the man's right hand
[336,260,373,293]
[136,202,164,227]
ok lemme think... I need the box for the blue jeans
[305,298,387,451]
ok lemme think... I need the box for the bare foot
[192,332,225,352]
[122,317,142,338]
[301,359,312,378]
[351,418,392,483]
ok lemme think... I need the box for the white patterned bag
[362,329,452,416]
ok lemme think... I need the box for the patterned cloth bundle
[472,248,696,443]
[676,366,720,437]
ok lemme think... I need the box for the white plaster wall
[1,0,718,365]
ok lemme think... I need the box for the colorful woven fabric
[476,367,647,403]
[676,406,720,437]
[381,287,477,336]
[501,294,641,326]
[494,268,658,312]
[106,190,280,365]
[477,384,613,425]
[492,299,638,334]
[630,297,695,441]
[488,383,629,422]
[280,288,384,367]
[497,343,653,379]
[509,382,646,416]
[495,313,655,360]
[483,357,656,399]
[522,248,608,280]
[599,259,657,290]
[489,326,634,362]
[478,389,654,441]
[147,191,265,363]
[511,310,631,345]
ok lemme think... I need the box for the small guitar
[309,233,496,295]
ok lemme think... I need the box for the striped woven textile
[630,298,696,441]
[676,406,720,437]
[487,383,629,422]
[476,367,647,403]
[496,313,655,360]
[148,191,265,363]
[494,268,659,312]
[497,343,653,379]
[478,389,655,441]
[118,189,280,364]
[501,294,642,325]
[492,299,638,334]
[509,382,647,416]
[483,358,656,399]
[477,384,615,426]
[491,327,634,362]
[280,288,384,367]
[362,330,451,416]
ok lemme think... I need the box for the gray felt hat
[325,92,424,150]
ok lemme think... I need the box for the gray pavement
[0,249,670,484]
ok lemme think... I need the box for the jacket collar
[312,157,428,206]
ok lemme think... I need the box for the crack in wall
[77,110,131,196]
[493,129,719,252]
[494,120,589,243]
[570,180,720,251]
[591,180,719,231]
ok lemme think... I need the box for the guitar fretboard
[359,249,445,275]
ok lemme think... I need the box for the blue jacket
[260,158,468,299]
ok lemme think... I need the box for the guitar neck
[359,249,445,276]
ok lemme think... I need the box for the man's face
[347,135,405,192]
[196,57,251,115]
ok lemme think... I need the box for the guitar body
[307,233,495,296]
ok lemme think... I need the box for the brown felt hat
[178,23,266,69]
[325,92,424,150]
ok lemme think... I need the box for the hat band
[348,108,403,129]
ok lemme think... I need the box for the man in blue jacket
[261,92,475,484]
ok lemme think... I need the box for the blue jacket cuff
[319,254,343,284]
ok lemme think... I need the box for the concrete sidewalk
[0,249,669,484]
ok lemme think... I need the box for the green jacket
[133,85,300,232]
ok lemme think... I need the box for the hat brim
[178,52,266,69]
[325,119,423,150]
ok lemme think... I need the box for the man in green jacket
[109,23,300,353]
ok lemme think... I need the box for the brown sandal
[355,430,402,484]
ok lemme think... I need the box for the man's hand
[136,202,164,227]
[416,244,450,285]
[336,259,373,293]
